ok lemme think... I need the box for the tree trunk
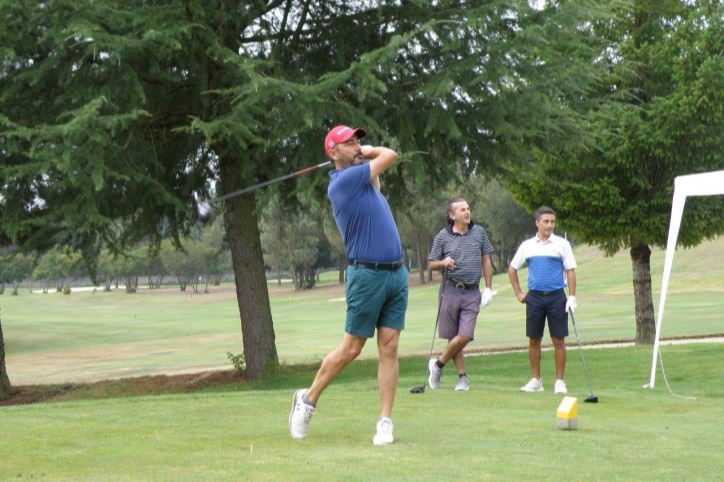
[630,238,656,344]
[176,275,187,291]
[338,255,346,284]
[426,235,434,282]
[0,311,12,400]
[219,155,279,380]
[416,237,426,285]
[290,263,300,291]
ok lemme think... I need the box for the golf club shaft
[427,287,442,362]
[410,276,445,393]
[569,309,595,396]
[217,160,332,202]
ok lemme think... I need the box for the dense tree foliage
[1,1,615,378]
[462,178,533,272]
[505,0,724,343]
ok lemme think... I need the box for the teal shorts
[345,265,409,338]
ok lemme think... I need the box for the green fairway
[1,344,722,481]
[1,238,723,384]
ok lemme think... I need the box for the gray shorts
[437,279,481,340]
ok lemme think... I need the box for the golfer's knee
[552,337,565,349]
[342,344,363,361]
[378,339,398,360]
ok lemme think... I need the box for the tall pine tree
[506,0,724,343]
[1,1,613,379]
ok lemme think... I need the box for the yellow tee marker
[556,396,578,430]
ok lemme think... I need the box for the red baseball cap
[324,125,367,156]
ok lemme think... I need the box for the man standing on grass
[427,197,494,391]
[289,125,408,446]
[507,206,577,394]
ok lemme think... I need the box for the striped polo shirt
[509,233,576,291]
[428,223,494,285]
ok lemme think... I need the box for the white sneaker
[520,378,544,392]
[289,389,315,439]
[428,358,443,390]
[454,374,470,392]
[373,416,394,446]
[554,379,568,394]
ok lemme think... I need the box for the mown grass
[1,238,722,480]
[1,238,723,384]
[1,344,722,481]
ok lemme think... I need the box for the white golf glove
[566,295,577,313]
[480,288,493,308]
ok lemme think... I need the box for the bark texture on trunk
[630,238,656,344]
[416,238,426,285]
[219,156,279,380]
[0,313,12,400]
[338,254,346,284]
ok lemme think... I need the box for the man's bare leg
[552,336,566,380]
[376,327,400,417]
[529,337,542,380]
[307,333,366,404]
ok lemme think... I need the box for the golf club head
[409,385,426,394]
[196,201,214,223]
[584,394,599,403]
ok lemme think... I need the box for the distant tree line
[0,219,232,295]
[259,176,535,290]
[1,174,535,296]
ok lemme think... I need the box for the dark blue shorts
[344,265,409,338]
[525,290,568,339]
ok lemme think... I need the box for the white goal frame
[647,170,724,388]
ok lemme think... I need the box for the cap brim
[339,127,366,143]
[351,127,367,139]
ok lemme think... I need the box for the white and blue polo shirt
[509,233,576,291]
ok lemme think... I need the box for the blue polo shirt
[509,233,577,291]
[328,163,402,263]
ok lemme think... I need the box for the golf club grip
[292,161,331,177]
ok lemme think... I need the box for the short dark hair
[446,197,467,225]
[534,206,556,220]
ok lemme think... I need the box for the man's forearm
[483,255,493,288]
[428,260,446,271]
[508,267,522,295]
[566,269,576,296]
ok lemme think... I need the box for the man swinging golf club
[508,206,577,394]
[289,125,408,445]
[427,197,494,391]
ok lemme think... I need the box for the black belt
[350,260,403,271]
[529,289,564,297]
[447,279,479,290]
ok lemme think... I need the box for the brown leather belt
[447,279,479,290]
